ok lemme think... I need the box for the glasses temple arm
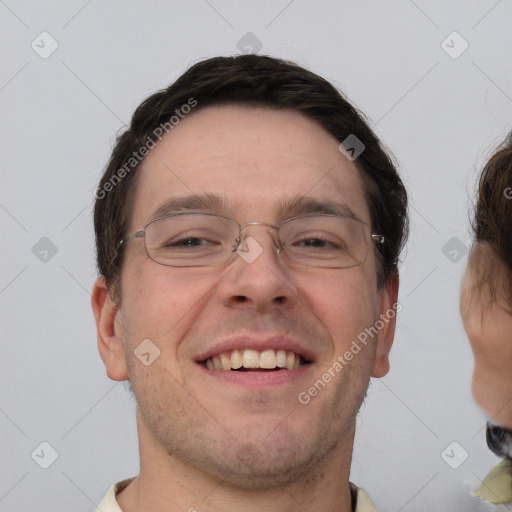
[119,230,145,248]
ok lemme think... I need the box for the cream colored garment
[95,478,378,512]
[472,459,512,504]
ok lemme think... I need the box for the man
[91,54,408,512]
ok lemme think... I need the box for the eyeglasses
[118,212,385,269]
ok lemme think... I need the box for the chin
[198,439,330,491]
[169,423,338,491]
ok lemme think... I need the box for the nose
[218,224,298,314]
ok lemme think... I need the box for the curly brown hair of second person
[469,131,512,310]
[93,54,409,306]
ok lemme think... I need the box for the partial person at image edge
[460,131,512,505]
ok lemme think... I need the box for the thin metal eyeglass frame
[117,212,385,268]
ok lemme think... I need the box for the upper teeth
[204,349,303,371]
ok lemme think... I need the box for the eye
[165,237,214,248]
[292,233,346,250]
[296,237,337,248]
[160,230,223,249]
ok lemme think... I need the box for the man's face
[104,105,396,488]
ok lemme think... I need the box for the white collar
[95,478,378,511]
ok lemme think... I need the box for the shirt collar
[350,482,379,511]
[472,458,512,504]
[96,478,378,512]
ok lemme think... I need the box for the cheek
[306,269,378,348]
[463,314,483,356]
[460,290,486,354]
[464,305,512,384]
[464,317,503,378]
[122,263,220,344]
[472,326,512,368]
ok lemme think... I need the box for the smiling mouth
[202,348,310,372]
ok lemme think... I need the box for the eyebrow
[149,192,361,223]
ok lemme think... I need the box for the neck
[116,412,355,512]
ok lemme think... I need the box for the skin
[92,105,399,512]
[460,243,512,428]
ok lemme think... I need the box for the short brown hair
[469,131,512,308]
[94,55,409,304]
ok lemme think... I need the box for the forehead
[129,104,370,229]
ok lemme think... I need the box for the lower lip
[196,363,313,388]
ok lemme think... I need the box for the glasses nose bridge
[237,221,282,252]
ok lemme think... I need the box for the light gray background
[1,1,512,511]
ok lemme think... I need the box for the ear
[91,277,129,381]
[371,271,400,378]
